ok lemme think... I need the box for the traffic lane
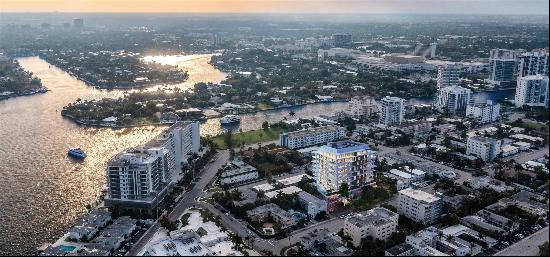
[495,226,549,256]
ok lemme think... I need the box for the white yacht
[220,114,241,124]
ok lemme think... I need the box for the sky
[0,0,548,15]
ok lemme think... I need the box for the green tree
[223,130,234,149]
[262,121,269,131]
[539,242,549,256]
[339,182,350,198]
[159,214,178,231]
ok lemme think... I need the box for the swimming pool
[59,245,77,252]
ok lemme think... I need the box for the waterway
[0,55,515,255]
[0,55,345,255]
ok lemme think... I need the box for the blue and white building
[312,140,376,195]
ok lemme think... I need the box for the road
[495,226,549,256]
[272,217,345,255]
[200,201,276,254]
[202,199,345,256]
[126,150,230,256]
[503,147,549,164]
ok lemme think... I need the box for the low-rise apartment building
[344,207,399,247]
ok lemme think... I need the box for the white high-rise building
[518,50,549,78]
[515,75,549,108]
[397,188,443,225]
[435,85,472,114]
[466,100,501,124]
[346,95,378,119]
[466,136,502,162]
[312,141,376,195]
[379,96,405,126]
[488,49,519,87]
[105,148,171,210]
[344,207,399,247]
[437,64,460,89]
[105,122,200,210]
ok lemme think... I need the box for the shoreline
[36,55,190,90]
[60,100,349,129]
[0,87,50,101]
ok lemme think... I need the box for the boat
[220,114,241,124]
[68,148,87,159]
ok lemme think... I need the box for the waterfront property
[345,95,378,119]
[104,122,200,211]
[379,96,405,126]
[41,216,137,256]
[67,210,112,242]
[279,125,345,150]
[514,75,549,108]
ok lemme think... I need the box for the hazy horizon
[1,0,548,15]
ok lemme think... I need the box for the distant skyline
[0,0,548,15]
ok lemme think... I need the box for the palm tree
[289,111,296,117]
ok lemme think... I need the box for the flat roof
[389,169,413,179]
[321,140,370,154]
[253,183,275,192]
[277,174,311,186]
[265,186,303,199]
[284,125,343,139]
[399,188,440,203]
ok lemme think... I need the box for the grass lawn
[522,121,548,132]
[256,103,274,110]
[212,127,285,149]
[121,116,158,126]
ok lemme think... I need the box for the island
[0,55,48,100]
[39,49,188,89]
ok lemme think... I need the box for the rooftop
[399,188,441,203]
[265,186,303,199]
[346,207,398,228]
[220,159,257,178]
[321,140,370,154]
[277,174,311,186]
[284,125,344,139]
